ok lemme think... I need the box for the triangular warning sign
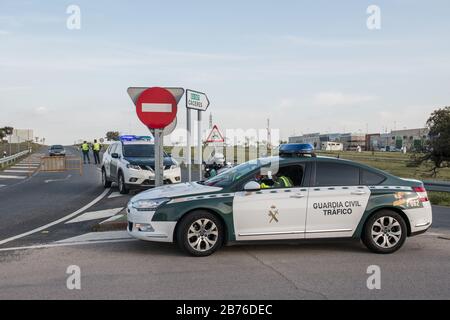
[206,125,224,143]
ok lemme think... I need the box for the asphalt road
[0,149,449,299]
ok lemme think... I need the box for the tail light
[413,186,429,202]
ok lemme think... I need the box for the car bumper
[124,167,181,187]
[405,201,433,236]
[126,204,176,243]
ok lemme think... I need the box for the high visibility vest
[260,182,270,189]
[93,143,101,151]
[278,176,293,188]
[82,143,89,151]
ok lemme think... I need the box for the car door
[305,160,370,239]
[103,144,113,177]
[109,143,120,181]
[233,164,310,241]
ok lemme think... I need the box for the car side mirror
[243,181,261,191]
[111,153,119,159]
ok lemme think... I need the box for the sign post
[128,87,184,187]
[186,89,210,182]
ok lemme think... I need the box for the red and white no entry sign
[135,87,177,129]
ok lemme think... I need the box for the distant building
[9,129,34,143]
[321,141,344,151]
[288,133,321,149]
[339,133,366,151]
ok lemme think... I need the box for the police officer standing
[92,139,101,164]
[81,141,90,164]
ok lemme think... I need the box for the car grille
[139,165,172,170]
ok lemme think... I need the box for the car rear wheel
[118,172,129,194]
[176,211,224,257]
[362,210,407,254]
[102,168,112,188]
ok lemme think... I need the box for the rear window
[315,162,360,186]
[361,169,386,185]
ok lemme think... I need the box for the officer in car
[259,172,293,189]
[92,139,101,165]
[81,141,90,164]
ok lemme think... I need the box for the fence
[0,150,30,168]
[40,156,82,175]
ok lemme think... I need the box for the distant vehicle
[101,135,181,194]
[49,145,66,156]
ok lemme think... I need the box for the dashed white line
[0,175,27,179]
[65,207,123,224]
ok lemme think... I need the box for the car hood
[131,182,222,201]
[123,156,174,167]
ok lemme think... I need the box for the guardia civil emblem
[268,205,279,223]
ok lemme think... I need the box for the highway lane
[0,146,105,243]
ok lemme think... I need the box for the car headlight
[127,164,141,170]
[131,198,170,211]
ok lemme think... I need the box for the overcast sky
[1,0,449,145]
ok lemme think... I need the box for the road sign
[186,89,210,111]
[133,87,177,129]
[206,125,224,143]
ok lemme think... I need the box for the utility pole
[266,118,271,149]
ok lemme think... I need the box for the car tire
[176,211,224,257]
[102,168,112,188]
[362,210,407,254]
[118,171,129,194]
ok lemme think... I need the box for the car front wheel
[362,210,407,254]
[102,168,112,188]
[118,172,129,194]
[176,211,224,257]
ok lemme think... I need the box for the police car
[101,135,181,194]
[127,143,432,256]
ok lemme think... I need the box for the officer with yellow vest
[81,141,90,164]
[260,173,293,189]
[92,139,101,164]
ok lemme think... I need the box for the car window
[51,145,63,150]
[315,162,360,186]
[246,164,304,189]
[361,169,386,185]
[110,144,117,154]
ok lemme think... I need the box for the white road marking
[142,103,172,113]
[0,188,111,245]
[65,207,123,224]
[100,214,125,224]
[10,166,38,169]
[4,170,33,173]
[108,192,123,199]
[0,238,136,252]
[0,175,27,179]
[56,230,131,243]
[0,184,5,188]
[44,174,72,183]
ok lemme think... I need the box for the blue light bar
[136,135,153,141]
[279,143,315,156]
[119,135,138,142]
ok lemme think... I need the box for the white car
[101,137,181,194]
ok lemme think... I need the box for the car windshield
[202,160,265,188]
[123,144,168,158]
[51,145,63,150]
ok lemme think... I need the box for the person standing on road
[81,141,90,164]
[92,139,101,164]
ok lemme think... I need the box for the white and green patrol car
[127,144,432,256]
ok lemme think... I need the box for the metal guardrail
[0,150,30,167]
[423,181,450,193]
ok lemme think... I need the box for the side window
[245,164,304,189]
[110,144,117,154]
[361,169,386,185]
[107,145,112,154]
[315,162,360,186]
